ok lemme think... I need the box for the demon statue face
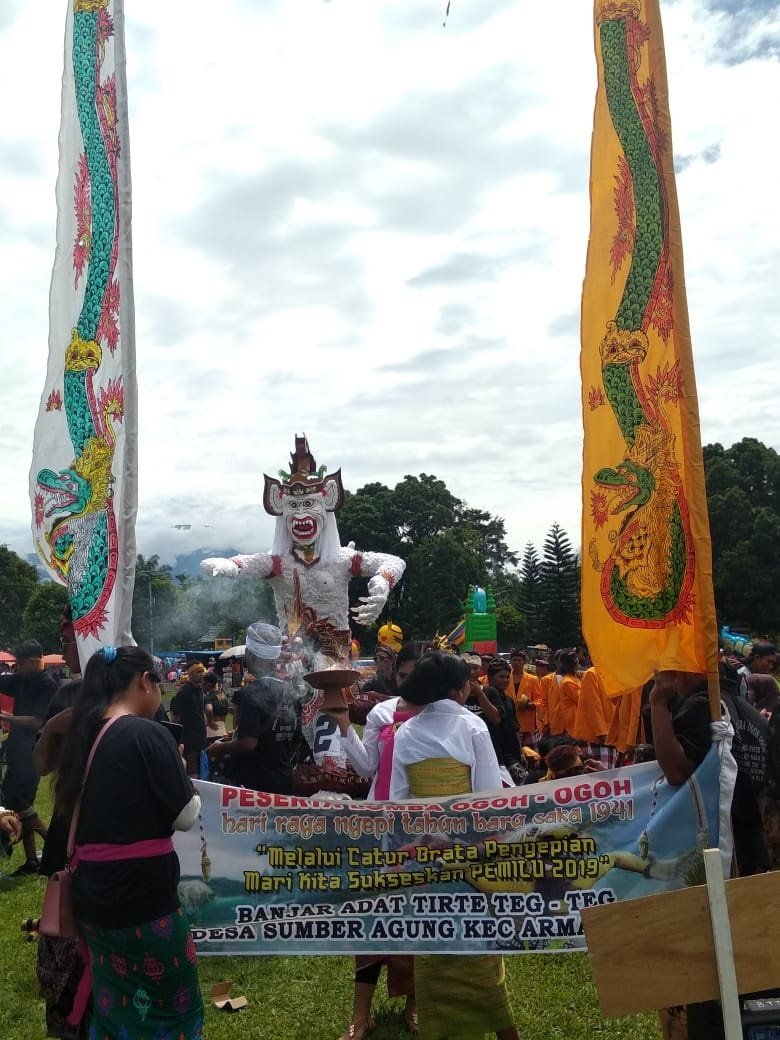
[263,436,344,565]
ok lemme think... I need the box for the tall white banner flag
[30,0,137,664]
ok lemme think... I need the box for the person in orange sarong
[571,666,616,768]
[534,657,554,731]
[605,686,644,756]
[547,650,580,736]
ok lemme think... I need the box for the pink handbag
[39,713,127,938]
[39,866,76,938]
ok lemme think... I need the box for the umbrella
[0,651,15,663]
[42,653,66,666]
[218,645,245,660]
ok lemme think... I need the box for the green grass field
[0,781,661,1040]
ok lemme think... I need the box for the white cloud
[0,0,778,580]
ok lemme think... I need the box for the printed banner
[580,0,717,694]
[176,748,723,956]
[29,0,137,661]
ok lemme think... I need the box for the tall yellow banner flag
[581,0,718,695]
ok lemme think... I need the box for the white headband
[246,623,282,661]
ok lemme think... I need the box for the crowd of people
[0,622,778,1040]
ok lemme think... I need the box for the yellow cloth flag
[580,0,717,695]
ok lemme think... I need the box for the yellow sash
[406,757,471,798]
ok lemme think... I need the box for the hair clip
[101,646,118,663]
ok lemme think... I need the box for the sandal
[404,1008,419,1034]
[337,1018,375,1040]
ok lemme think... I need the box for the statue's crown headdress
[263,434,344,516]
[281,436,327,496]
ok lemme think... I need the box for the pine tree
[518,542,543,634]
[538,524,581,648]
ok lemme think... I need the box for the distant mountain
[26,553,50,583]
[171,548,240,579]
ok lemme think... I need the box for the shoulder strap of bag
[66,711,130,861]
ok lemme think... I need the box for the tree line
[1,437,776,653]
[336,476,580,649]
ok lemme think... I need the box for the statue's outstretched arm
[201,553,274,579]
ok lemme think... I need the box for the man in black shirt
[650,666,769,1040]
[463,654,501,723]
[463,656,524,783]
[209,623,302,794]
[650,666,768,875]
[482,660,526,784]
[0,640,57,874]
[170,663,207,777]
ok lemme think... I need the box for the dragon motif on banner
[33,1,123,639]
[587,1,695,628]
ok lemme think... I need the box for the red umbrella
[42,653,65,666]
[0,651,15,663]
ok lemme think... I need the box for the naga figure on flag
[585,1,696,629]
[30,0,136,658]
[202,436,405,662]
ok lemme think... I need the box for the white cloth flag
[29,0,137,665]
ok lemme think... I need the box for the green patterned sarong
[82,907,203,1040]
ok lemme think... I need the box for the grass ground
[0,781,661,1039]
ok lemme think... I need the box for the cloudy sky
[0,0,778,569]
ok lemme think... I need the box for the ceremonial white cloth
[342,697,400,799]
[389,700,502,801]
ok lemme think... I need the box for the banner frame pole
[707,666,721,724]
[703,848,742,1040]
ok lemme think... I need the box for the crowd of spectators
[1,626,777,1040]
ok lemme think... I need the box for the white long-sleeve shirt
[389,699,503,801]
[341,697,400,799]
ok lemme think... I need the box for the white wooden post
[703,847,742,1040]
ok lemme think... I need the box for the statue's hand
[351,575,390,625]
[351,595,385,625]
[201,557,240,579]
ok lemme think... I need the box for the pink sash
[70,836,173,868]
[374,710,415,800]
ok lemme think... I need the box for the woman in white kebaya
[387,652,518,1040]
